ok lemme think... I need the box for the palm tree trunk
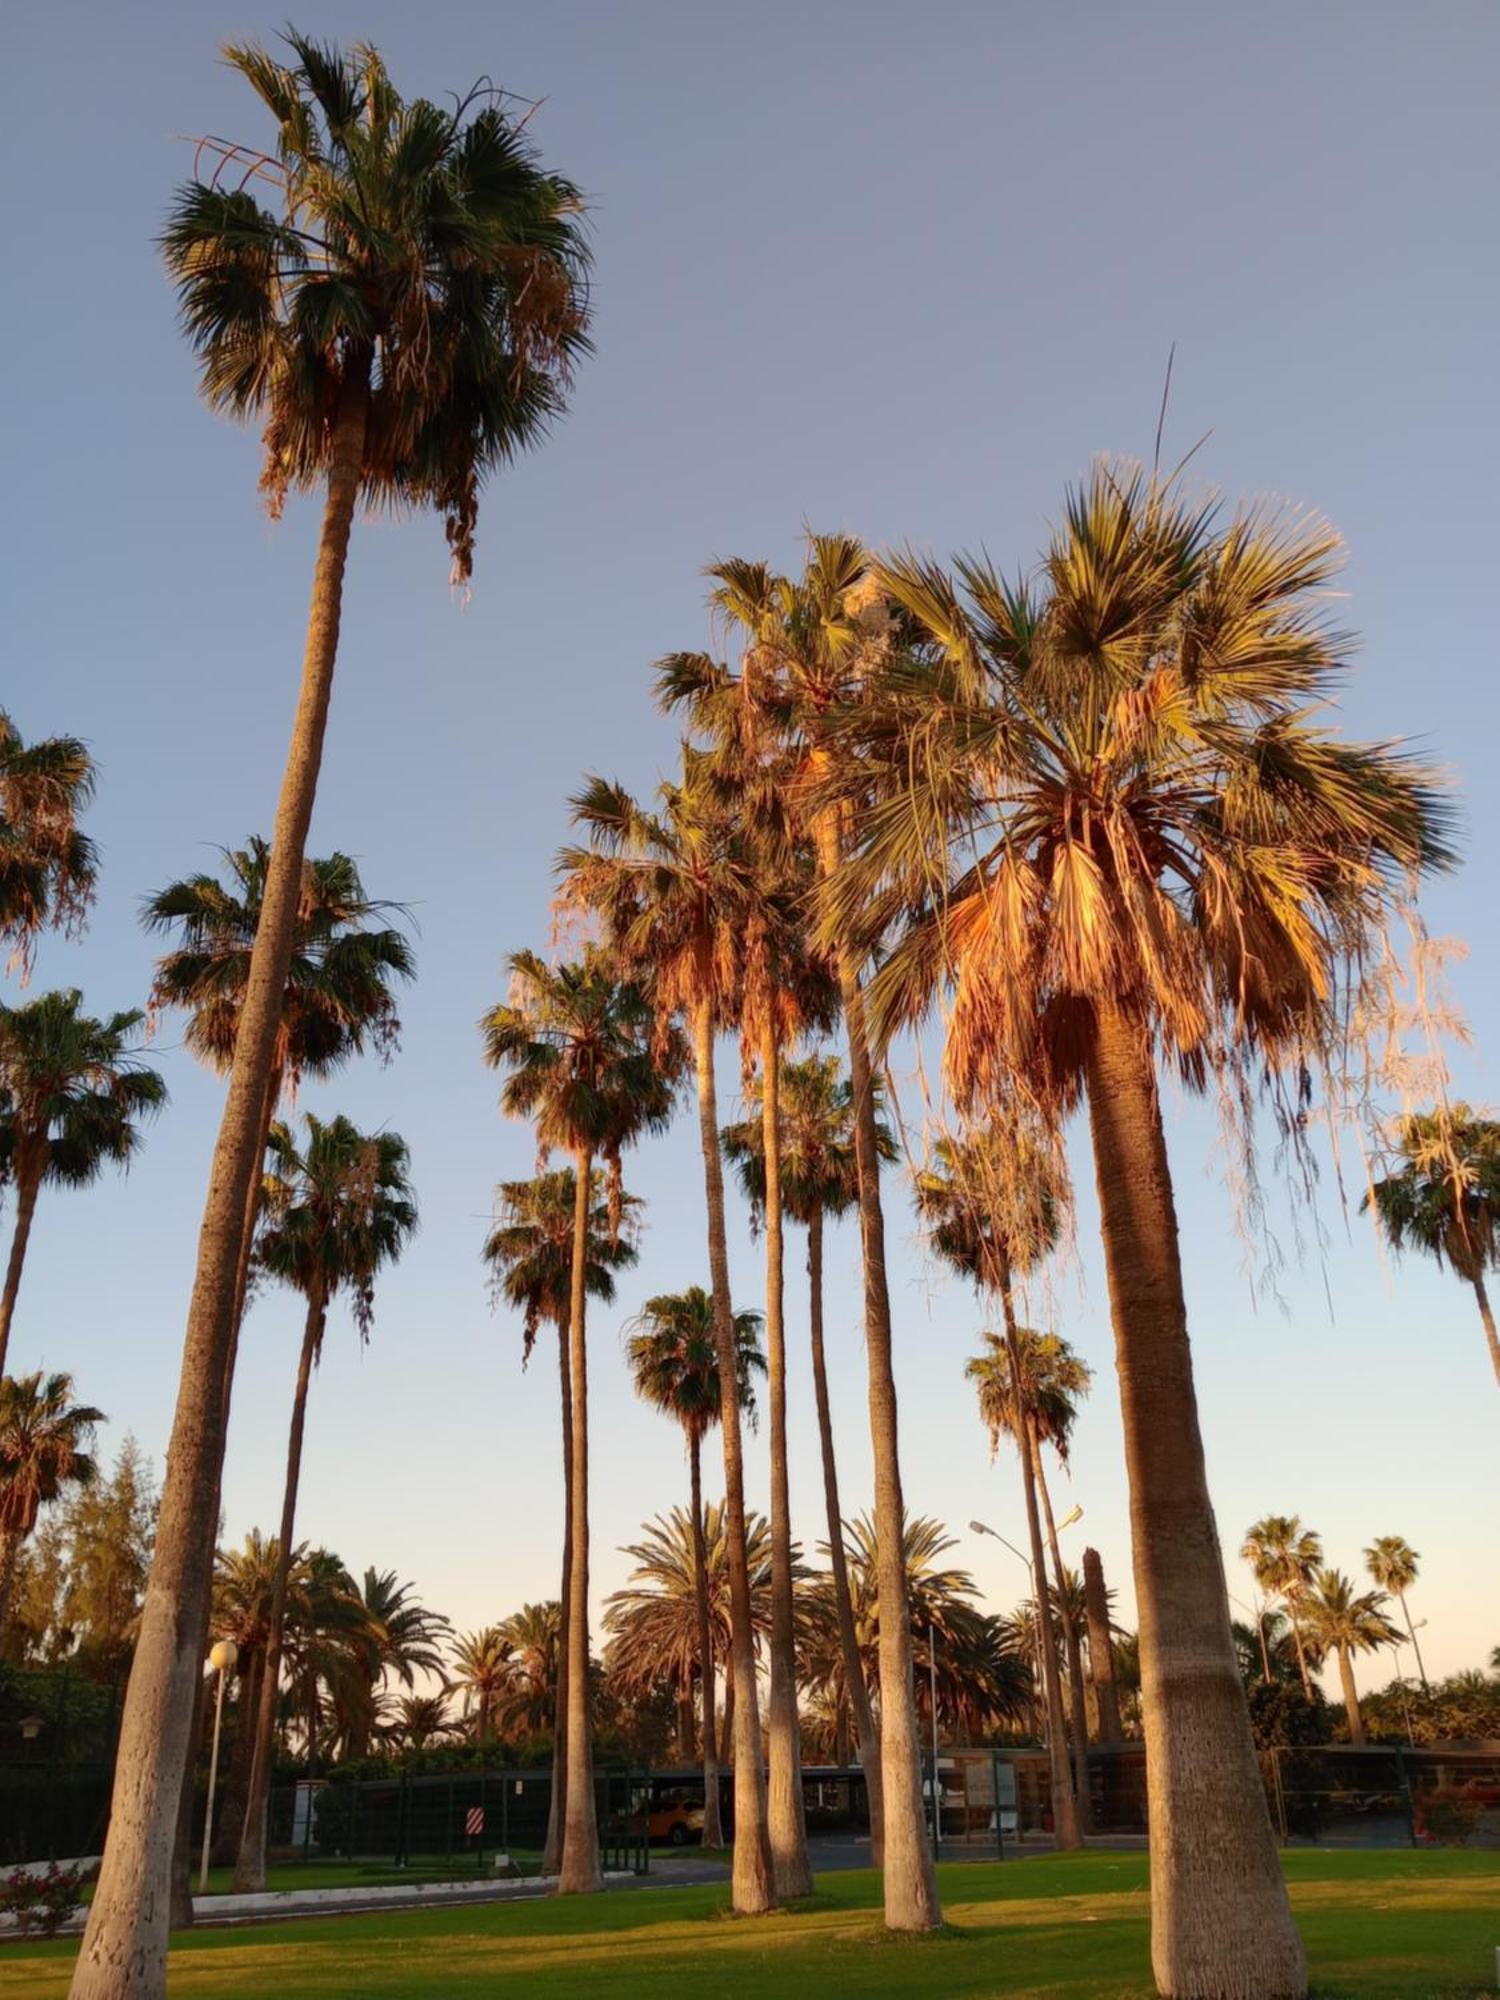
[758,1025,812,1897]
[806,1205,884,1862]
[1030,1427,1092,1834]
[689,1433,724,1848]
[998,1288,1078,1850]
[1472,1273,1500,1387]
[171,1062,285,1927]
[814,806,940,1933]
[1286,1605,1313,1698]
[719,1651,735,1767]
[558,1150,601,1893]
[692,997,774,1913]
[1082,1547,1123,1744]
[71,366,371,2000]
[0,1153,43,1377]
[1397,1589,1428,1694]
[543,1313,573,1877]
[1337,1645,1365,1747]
[0,1523,23,1633]
[234,1291,324,1892]
[1084,997,1305,1999]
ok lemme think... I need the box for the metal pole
[199,1666,227,1894]
[928,1619,941,1858]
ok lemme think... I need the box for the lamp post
[199,1638,239,1893]
[1228,1593,1273,1685]
[971,1509,1083,1744]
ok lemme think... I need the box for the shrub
[0,1862,94,1937]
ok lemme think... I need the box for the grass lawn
[5,1850,1495,1998]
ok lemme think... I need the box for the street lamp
[200,1638,239,1893]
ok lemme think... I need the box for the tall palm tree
[1241,1516,1324,1697]
[839,466,1452,1991]
[481,949,678,1894]
[446,1627,516,1744]
[966,1323,1094,1836]
[77,40,590,1989]
[0,710,97,972]
[722,1054,894,1857]
[915,1118,1084,1844]
[0,1372,103,1633]
[342,1568,452,1757]
[233,1114,416,1890]
[660,538,941,1931]
[561,759,780,1912]
[491,1603,564,1743]
[484,1167,639,1871]
[0,991,167,1375]
[1364,1106,1500,1388]
[1302,1570,1400,1746]
[1363,1537,1427,1693]
[626,1286,765,1848]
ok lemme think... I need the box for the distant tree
[446,1628,514,1743]
[1363,1537,1427,1693]
[1241,1517,1324,1696]
[0,992,166,1374]
[1302,1570,1400,1746]
[1244,1679,1331,1752]
[0,708,97,970]
[0,1373,103,1635]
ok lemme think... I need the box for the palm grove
[0,28,1491,2000]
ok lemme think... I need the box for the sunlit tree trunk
[806,1206,885,1862]
[1394,1588,1428,1694]
[689,1433,724,1848]
[558,1150,601,1893]
[693,997,775,1911]
[1336,1645,1365,1747]
[1082,1547,1123,1745]
[234,1289,325,1891]
[1031,1428,1092,1834]
[0,1150,43,1376]
[1472,1273,1500,1387]
[758,1027,812,1896]
[71,368,371,2000]
[1085,997,1305,1998]
[814,806,939,1932]
[543,1312,573,1877]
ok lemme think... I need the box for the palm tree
[966,1323,1094,1837]
[342,1568,452,1757]
[1303,1570,1400,1746]
[561,758,780,1912]
[1364,1106,1500,1388]
[390,1694,453,1754]
[233,1114,416,1890]
[447,1627,515,1744]
[0,991,167,1374]
[626,1286,765,1848]
[660,538,941,1931]
[604,1505,775,1749]
[914,1115,1086,1843]
[838,466,1452,1989]
[722,1054,894,1856]
[0,710,97,971]
[491,1603,564,1744]
[1241,1516,1324,1697]
[77,41,589,1987]
[0,1373,103,1632]
[1363,1537,1427,1694]
[481,949,678,1894]
[483,1167,639,1871]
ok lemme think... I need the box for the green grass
[5,1850,1496,1998]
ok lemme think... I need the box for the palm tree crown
[254,1113,417,1336]
[0,711,97,967]
[604,1505,775,1696]
[484,1168,639,1361]
[0,991,166,1190]
[721,1054,895,1226]
[966,1328,1092,1461]
[0,1372,103,1542]
[143,839,414,1084]
[625,1288,765,1446]
[1365,1106,1500,1281]
[1364,1536,1419,1599]
[162,30,591,582]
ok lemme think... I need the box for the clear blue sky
[4,2,1496,1697]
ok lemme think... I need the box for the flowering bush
[0,1862,93,1936]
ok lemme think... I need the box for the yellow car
[641,1791,706,1847]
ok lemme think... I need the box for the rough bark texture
[689,1434,724,1849]
[234,1292,324,1891]
[0,1524,21,1632]
[816,809,939,1932]
[557,1152,601,1893]
[1085,998,1306,1999]
[1472,1273,1500,1387]
[1337,1647,1365,1746]
[719,1651,735,1767]
[1082,1547,1123,1745]
[69,373,370,2000]
[0,1156,41,1376]
[759,1029,812,1897]
[542,1315,573,1877]
[693,1000,775,1913]
[806,1207,884,1862]
[1032,1434,1093,1833]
